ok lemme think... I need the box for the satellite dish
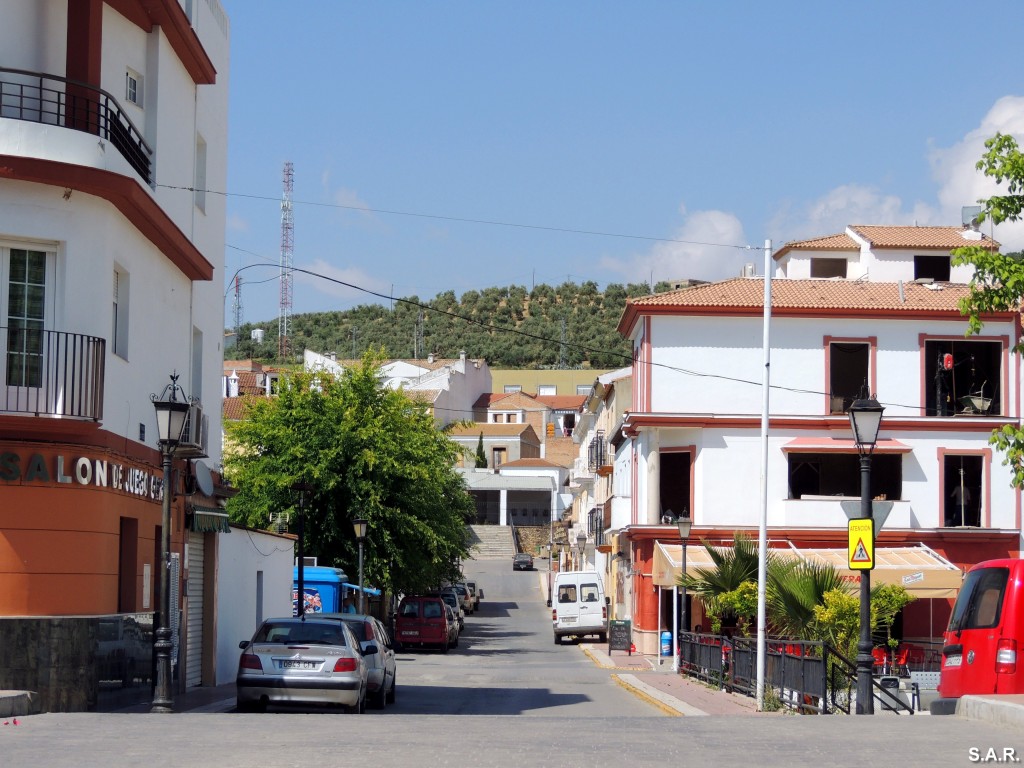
[193,460,214,497]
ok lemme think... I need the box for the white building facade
[0,0,230,709]
[616,225,1023,654]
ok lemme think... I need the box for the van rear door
[577,580,603,631]
[940,565,1010,697]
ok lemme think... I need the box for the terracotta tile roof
[619,278,981,333]
[774,225,999,260]
[223,396,258,421]
[233,370,266,396]
[448,423,533,438]
[405,388,441,404]
[849,225,999,250]
[474,392,511,409]
[534,395,586,411]
[774,232,858,258]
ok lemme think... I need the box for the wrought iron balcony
[587,430,608,473]
[1,327,105,420]
[0,67,153,184]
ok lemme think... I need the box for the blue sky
[219,1,1024,326]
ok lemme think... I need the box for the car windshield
[400,601,420,618]
[254,621,347,646]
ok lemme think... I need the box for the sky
[218,1,1024,328]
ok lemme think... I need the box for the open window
[943,454,982,527]
[914,255,950,282]
[811,258,847,278]
[787,452,902,500]
[828,341,869,414]
[924,339,1001,417]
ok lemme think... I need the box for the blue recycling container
[293,566,348,615]
[660,630,673,656]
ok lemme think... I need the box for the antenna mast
[278,161,294,359]
[232,274,243,336]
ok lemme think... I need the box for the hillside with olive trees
[230,280,676,368]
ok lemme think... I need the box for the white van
[552,571,607,644]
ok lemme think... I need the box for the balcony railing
[1,327,105,420]
[0,67,153,184]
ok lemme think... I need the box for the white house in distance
[0,0,244,710]
[303,349,491,426]
[610,224,1022,655]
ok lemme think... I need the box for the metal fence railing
[0,67,153,184]
[1,327,105,420]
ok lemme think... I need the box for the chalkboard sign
[608,619,631,655]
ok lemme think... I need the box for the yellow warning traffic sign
[848,519,874,570]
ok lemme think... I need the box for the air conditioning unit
[174,402,209,458]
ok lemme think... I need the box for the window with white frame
[787,452,902,500]
[828,341,869,414]
[3,246,53,388]
[503,384,521,393]
[112,267,129,359]
[538,384,556,396]
[125,69,143,107]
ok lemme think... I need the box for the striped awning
[189,505,231,533]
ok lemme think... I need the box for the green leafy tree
[767,560,848,639]
[871,583,916,649]
[224,350,473,595]
[953,133,1024,487]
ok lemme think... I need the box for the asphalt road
[3,555,1022,767]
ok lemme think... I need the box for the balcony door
[1,245,55,409]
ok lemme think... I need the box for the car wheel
[441,639,449,654]
[598,632,608,644]
[554,634,561,645]
[373,682,387,710]
[453,633,459,649]
[386,678,396,705]
[347,688,365,714]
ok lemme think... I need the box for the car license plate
[401,630,419,636]
[280,660,317,670]
[944,654,962,667]
[562,617,576,624]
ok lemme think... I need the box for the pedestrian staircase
[466,524,516,560]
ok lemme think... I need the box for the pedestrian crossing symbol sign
[848,518,874,571]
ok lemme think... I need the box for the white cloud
[600,208,750,283]
[333,187,372,215]
[766,96,1024,252]
[929,95,1024,251]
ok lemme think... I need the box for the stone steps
[466,525,515,559]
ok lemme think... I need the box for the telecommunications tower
[278,161,294,359]
[232,274,243,336]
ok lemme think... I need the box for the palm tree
[766,560,848,639]
[679,532,772,633]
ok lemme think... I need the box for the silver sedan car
[236,616,370,713]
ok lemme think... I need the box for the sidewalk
[579,642,766,716]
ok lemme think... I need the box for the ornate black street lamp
[576,531,587,570]
[150,374,190,713]
[849,395,884,715]
[353,518,368,613]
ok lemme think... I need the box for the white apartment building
[0,0,233,710]
[613,225,1022,654]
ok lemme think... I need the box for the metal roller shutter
[186,531,205,687]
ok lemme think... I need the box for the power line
[224,258,936,414]
[158,183,756,251]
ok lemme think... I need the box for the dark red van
[932,558,1024,714]
[394,595,451,653]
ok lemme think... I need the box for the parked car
[513,553,534,571]
[932,558,1024,714]
[395,595,452,652]
[437,589,465,630]
[442,603,460,648]
[453,582,475,614]
[333,614,397,709]
[236,616,370,713]
[465,580,482,610]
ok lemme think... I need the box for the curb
[612,673,697,717]
[957,695,1024,729]
[0,691,39,717]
